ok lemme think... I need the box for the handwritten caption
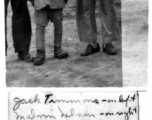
[9,92,139,120]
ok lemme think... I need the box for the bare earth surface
[6,0,147,87]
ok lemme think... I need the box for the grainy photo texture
[5,0,148,87]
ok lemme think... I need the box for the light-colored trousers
[76,0,120,45]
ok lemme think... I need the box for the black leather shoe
[54,46,69,59]
[103,43,117,55]
[33,50,45,66]
[81,43,100,56]
[18,52,33,62]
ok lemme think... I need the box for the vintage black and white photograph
[5,0,148,87]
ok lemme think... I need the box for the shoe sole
[33,61,44,66]
[103,49,117,55]
[54,55,69,59]
[18,57,34,62]
[81,50,100,57]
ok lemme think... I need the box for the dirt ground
[6,0,147,87]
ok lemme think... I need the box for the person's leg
[34,23,46,66]
[36,24,45,50]
[5,0,10,56]
[76,0,100,56]
[11,0,32,57]
[99,0,120,55]
[51,9,63,47]
[35,8,49,51]
[50,9,68,59]
[33,7,49,66]
[76,0,97,45]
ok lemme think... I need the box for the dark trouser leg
[99,0,120,44]
[5,0,10,56]
[11,0,32,53]
[76,0,97,44]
